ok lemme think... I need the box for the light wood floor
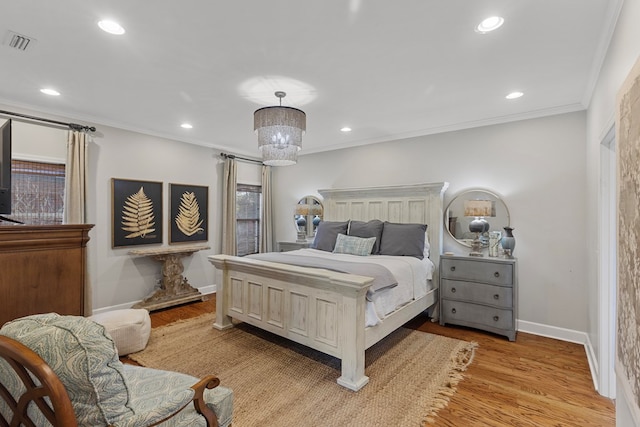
[136,296,615,427]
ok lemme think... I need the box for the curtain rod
[0,110,96,132]
[220,152,263,165]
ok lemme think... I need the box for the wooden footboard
[210,254,376,390]
[209,254,438,391]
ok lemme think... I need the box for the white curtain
[64,131,87,223]
[260,165,274,253]
[222,158,237,255]
[64,130,92,315]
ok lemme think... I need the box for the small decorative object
[501,227,516,258]
[312,215,321,227]
[464,199,495,257]
[489,231,501,257]
[295,204,308,242]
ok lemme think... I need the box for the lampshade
[463,200,496,217]
[254,91,306,167]
[295,204,310,216]
[308,203,323,216]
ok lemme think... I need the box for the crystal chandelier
[254,91,306,166]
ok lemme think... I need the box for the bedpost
[336,282,370,391]
[209,255,234,330]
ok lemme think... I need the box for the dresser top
[441,254,517,264]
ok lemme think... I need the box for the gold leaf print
[175,191,204,236]
[121,186,156,238]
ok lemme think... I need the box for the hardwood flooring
[136,295,615,427]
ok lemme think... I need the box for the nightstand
[439,255,517,341]
[278,241,312,252]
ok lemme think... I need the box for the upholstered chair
[0,313,233,427]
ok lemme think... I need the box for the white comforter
[286,249,435,327]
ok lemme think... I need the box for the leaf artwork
[175,191,204,236]
[121,186,156,239]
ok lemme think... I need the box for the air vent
[2,30,36,51]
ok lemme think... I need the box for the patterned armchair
[0,313,233,427]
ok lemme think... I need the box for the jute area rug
[129,313,477,426]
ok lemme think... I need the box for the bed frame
[208,182,448,391]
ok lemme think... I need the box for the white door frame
[597,124,616,398]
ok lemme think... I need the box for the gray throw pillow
[348,219,384,254]
[379,222,427,259]
[311,220,349,252]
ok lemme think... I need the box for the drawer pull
[450,266,456,272]
[451,308,457,314]
[494,272,500,278]
[451,287,457,293]
[493,294,499,300]
[493,316,499,322]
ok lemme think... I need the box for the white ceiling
[0,1,620,159]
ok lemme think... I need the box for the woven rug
[129,313,476,426]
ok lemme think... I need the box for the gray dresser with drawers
[439,255,517,341]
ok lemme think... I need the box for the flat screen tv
[0,119,12,215]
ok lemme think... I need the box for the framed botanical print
[112,178,163,248]
[169,183,208,244]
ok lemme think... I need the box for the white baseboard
[92,285,217,315]
[517,319,588,344]
[584,334,600,394]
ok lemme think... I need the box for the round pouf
[90,309,151,356]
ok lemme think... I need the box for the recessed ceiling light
[476,16,504,33]
[40,88,60,96]
[505,91,524,99]
[340,127,352,132]
[180,123,193,129]
[98,20,125,35]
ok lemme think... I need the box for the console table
[129,244,210,311]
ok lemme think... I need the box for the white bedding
[286,249,435,327]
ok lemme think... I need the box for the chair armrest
[191,375,221,427]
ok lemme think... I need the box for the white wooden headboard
[318,182,449,274]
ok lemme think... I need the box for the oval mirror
[444,189,510,248]
[294,195,323,241]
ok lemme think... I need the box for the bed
[208,182,448,391]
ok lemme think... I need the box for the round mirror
[294,196,323,241]
[444,189,510,248]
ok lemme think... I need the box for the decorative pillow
[348,220,384,255]
[0,313,134,426]
[333,233,376,256]
[311,220,349,252]
[379,222,427,259]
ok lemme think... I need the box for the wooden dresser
[0,224,93,326]
[439,254,517,341]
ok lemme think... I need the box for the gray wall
[273,112,588,333]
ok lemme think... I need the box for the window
[11,159,65,225]
[236,183,261,256]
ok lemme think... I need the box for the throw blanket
[246,253,398,295]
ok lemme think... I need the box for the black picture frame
[169,183,208,244]
[112,178,163,248]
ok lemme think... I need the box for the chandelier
[254,91,306,166]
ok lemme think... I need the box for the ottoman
[90,308,151,356]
